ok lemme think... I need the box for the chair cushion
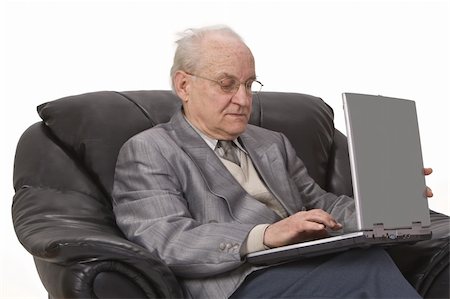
[38,90,335,194]
[251,92,334,188]
[38,91,180,194]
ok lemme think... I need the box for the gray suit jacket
[112,111,356,298]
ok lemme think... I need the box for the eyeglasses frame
[185,72,263,95]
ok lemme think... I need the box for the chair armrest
[13,186,183,298]
[35,258,167,298]
[387,211,449,298]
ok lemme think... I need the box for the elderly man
[112,25,426,298]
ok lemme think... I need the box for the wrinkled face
[176,35,256,140]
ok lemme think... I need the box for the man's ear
[173,71,191,103]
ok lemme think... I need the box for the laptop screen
[343,93,430,230]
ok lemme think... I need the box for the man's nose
[231,84,251,106]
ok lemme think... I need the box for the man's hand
[264,168,433,249]
[424,167,433,198]
[263,209,342,248]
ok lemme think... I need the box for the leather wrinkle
[114,91,156,126]
[13,123,111,205]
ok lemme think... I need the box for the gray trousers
[231,248,421,298]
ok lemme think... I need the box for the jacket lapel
[168,112,281,223]
[240,129,303,215]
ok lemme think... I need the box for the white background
[1,0,448,297]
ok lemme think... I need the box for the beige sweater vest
[219,150,288,219]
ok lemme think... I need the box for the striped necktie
[216,140,241,166]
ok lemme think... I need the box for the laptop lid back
[343,93,430,231]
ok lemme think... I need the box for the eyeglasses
[186,72,263,95]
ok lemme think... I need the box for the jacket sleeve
[111,135,255,279]
[280,133,358,232]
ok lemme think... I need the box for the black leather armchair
[12,91,449,298]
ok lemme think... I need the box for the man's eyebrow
[216,72,235,78]
[218,72,257,81]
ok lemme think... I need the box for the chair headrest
[38,90,334,194]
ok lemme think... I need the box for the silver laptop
[246,93,431,265]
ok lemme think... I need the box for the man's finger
[301,211,341,229]
[426,186,433,198]
[423,168,433,175]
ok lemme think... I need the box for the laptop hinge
[365,221,430,240]
[372,223,387,238]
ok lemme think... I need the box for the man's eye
[219,78,236,89]
[245,81,254,89]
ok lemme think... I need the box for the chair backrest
[33,90,336,197]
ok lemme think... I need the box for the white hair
[170,25,246,93]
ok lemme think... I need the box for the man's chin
[225,127,247,139]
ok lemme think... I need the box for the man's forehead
[201,57,255,79]
[202,35,249,55]
[199,36,255,75]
